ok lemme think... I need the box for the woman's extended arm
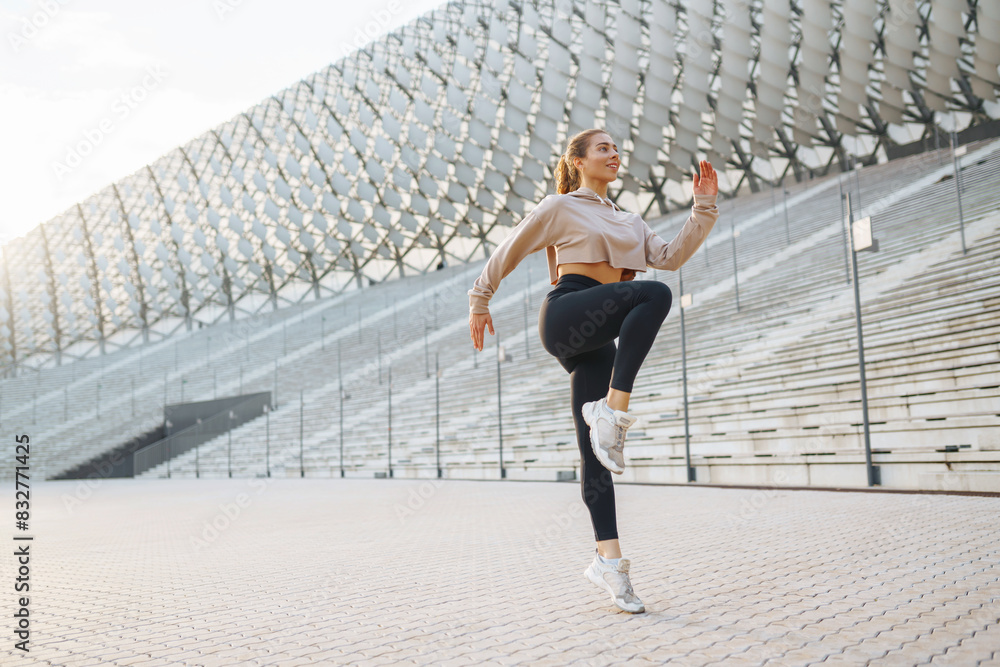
[644,160,720,271]
[468,197,558,351]
[467,196,558,316]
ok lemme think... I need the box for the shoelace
[612,422,628,453]
[622,577,637,599]
[612,569,638,600]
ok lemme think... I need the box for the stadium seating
[4,140,999,492]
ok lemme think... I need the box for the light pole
[497,337,507,480]
[782,183,790,246]
[838,175,851,285]
[730,212,741,313]
[338,340,344,478]
[523,291,530,358]
[951,135,967,255]
[852,156,863,214]
[299,390,304,477]
[435,352,442,478]
[679,268,694,483]
[523,265,531,358]
[228,410,234,478]
[424,324,430,378]
[166,419,172,479]
[387,365,393,479]
[195,419,200,479]
[845,192,879,487]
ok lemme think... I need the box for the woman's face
[573,133,620,186]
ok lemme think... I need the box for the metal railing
[133,393,270,478]
[5,139,998,488]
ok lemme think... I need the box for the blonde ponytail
[553,128,608,195]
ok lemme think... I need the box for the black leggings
[537,273,673,542]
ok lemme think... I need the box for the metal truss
[0,0,996,370]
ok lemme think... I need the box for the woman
[468,129,719,613]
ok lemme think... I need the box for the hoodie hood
[568,186,622,212]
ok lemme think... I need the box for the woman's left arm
[644,160,720,271]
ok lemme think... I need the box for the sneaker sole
[584,564,645,613]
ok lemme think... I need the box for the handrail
[133,393,269,477]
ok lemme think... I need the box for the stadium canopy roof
[2,0,997,369]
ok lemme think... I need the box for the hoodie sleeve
[643,194,719,271]
[468,197,558,315]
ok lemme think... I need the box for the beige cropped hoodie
[468,186,719,315]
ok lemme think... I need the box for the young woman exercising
[468,128,719,612]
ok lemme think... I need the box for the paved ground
[2,476,999,666]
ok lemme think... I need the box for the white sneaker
[581,397,638,474]
[584,552,645,613]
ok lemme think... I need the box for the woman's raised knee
[641,280,672,312]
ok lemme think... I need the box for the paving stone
[726,645,789,664]
[3,478,998,666]
[819,655,869,667]
[867,652,930,667]
[134,658,187,667]
[855,634,907,655]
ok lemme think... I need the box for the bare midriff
[556,261,624,284]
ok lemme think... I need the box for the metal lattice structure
[2,0,998,370]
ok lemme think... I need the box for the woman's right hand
[469,312,495,351]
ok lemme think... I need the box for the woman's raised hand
[469,311,495,351]
[693,159,719,197]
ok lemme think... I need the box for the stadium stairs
[4,141,998,492]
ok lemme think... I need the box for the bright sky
[0,0,445,245]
